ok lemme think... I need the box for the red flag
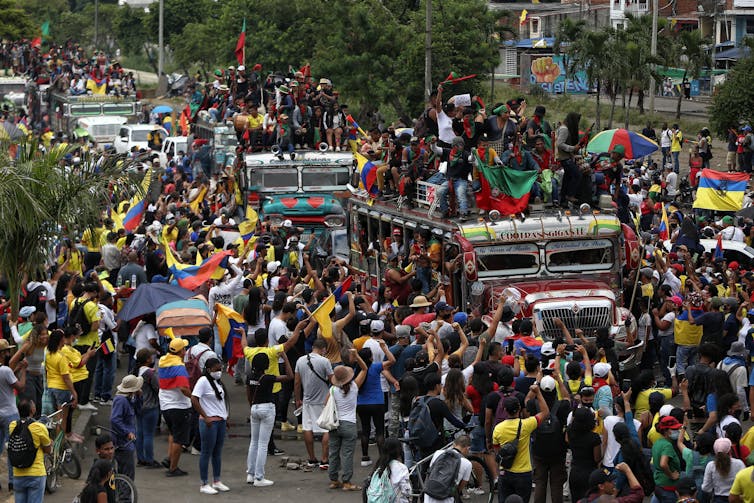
[31,37,42,49]
[475,174,532,216]
[441,72,477,85]
[235,19,246,66]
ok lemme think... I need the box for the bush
[710,57,754,138]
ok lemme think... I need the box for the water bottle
[131,274,137,288]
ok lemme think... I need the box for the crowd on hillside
[5,40,754,503]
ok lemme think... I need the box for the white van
[158,136,189,166]
[113,125,168,154]
[76,116,128,146]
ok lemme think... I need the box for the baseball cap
[395,325,411,339]
[541,341,556,356]
[282,219,293,228]
[267,261,281,273]
[588,468,617,488]
[729,261,740,270]
[593,362,611,378]
[659,404,674,417]
[169,338,189,353]
[540,375,556,392]
[722,215,734,225]
[435,301,452,312]
[370,320,385,333]
[657,415,683,430]
[669,296,683,306]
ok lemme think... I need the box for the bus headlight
[324,215,345,227]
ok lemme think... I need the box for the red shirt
[402,312,436,328]
[466,383,499,414]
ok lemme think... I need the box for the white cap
[370,320,385,333]
[541,341,556,356]
[593,362,611,378]
[267,261,281,273]
[540,375,557,392]
[165,212,175,221]
[282,219,293,228]
[238,65,245,71]
[659,404,674,417]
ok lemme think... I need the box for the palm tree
[569,28,611,129]
[669,29,711,119]
[554,18,586,96]
[0,142,143,317]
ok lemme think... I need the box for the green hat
[722,215,734,225]
[610,144,625,156]
[278,85,290,94]
[214,69,222,77]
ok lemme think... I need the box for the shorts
[727,151,736,165]
[162,408,192,446]
[469,415,486,453]
[302,403,327,433]
[48,388,73,411]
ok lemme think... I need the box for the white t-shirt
[665,172,678,196]
[363,338,388,392]
[332,384,358,423]
[638,312,653,342]
[158,386,191,410]
[133,322,157,356]
[660,129,672,148]
[720,226,745,242]
[441,364,475,387]
[185,342,218,372]
[268,317,289,363]
[663,270,681,295]
[423,450,472,503]
[602,415,642,467]
[716,415,741,439]
[658,312,675,338]
[192,375,228,419]
[437,110,455,145]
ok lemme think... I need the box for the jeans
[661,147,670,167]
[676,344,698,378]
[19,373,43,417]
[652,487,678,503]
[328,420,358,483]
[247,403,275,480]
[0,412,20,486]
[13,475,46,503]
[498,471,533,503]
[438,177,469,215]
[276,362,294,423]
[672,151,680,173]
[94,351,116,401]
[560,158,580,200]
[659,336,675,386]
[136,407,160,463]
[199,419,226,484]
[532,455,567,503]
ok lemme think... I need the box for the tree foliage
[710,55,754,136]
[0,0,35,40]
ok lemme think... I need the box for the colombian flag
[332,276,353,302]
[311,294,335,339]
[356,153,379,195]
[86,77,107,95]
[157,353,190,389]
[215,304,245,375]
[99,339,115,355]
[658,204,669,241]
[693,169,748,212]
[165,245,232,290]
[674,308,703,346]
[123,167,153,232]
[714,234,724,261]
[513,336,544,359]
[239,206,258,243]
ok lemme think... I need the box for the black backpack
[533,401,567,458]
[424,449,462,500]
[21,284,48,314]
[496,419,522,470]
[66,298,92,335]
[8,419,38,468]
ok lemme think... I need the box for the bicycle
[39,403,82,493]
[90,424,139,503]
[402,427,496,503]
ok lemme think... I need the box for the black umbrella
[117,283,195,321]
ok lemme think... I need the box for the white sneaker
[78,403,98,411]
[190,447,200,455]
[253,478,274,487]
[336,146,341,152]
[212,481,230,492]
[246,474,254,484]
[199,484,218,495]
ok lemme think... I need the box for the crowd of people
[4,40,754,503]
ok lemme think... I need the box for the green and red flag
[473,152,538,216]
[235,19,246,66]
[441,72,477,85]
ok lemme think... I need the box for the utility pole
[158,0,164,78]
[94,0,99,48]
[649,0,658,113]
[425,0,432,102]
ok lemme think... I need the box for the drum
[233,113,249,132]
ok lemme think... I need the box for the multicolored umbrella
[586,128,658,159]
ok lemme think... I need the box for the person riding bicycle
[424,434,474,503]
[416,373,467,459]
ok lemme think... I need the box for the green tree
[112,6,149,56]
[0,144,141,317]
[554,18,586,96]
[710,55,754,136]
[668,29,710,119]
[568,28,611,129]
[0,0,35,40]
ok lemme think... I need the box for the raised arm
[450,322,468,358]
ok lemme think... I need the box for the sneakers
[100,399,113,406]
[467,487,485,495]
[199,484,218,495]
[166,468,188,477]
[212,481,230,492]
[319,461,329,470]
[78,402,98,411]
[253,478,274,487]
[246,474,255,484]
[297,424,304,434]
[190,447,200,456]
[360,456,372,467]
[280,422,296,432]
[304,459,319,469]
[270,448,285,456]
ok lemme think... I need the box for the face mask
[669,431,680,440]
[210,371,222,381]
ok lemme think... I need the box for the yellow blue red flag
[693,169,748,211]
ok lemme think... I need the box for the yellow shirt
[633,387,673,415]
[61,345,88,383]
[8,420,51,477]
[45,350,71,390]
[81,227,105,252]
[162,225,178,245]
[57,248,83,276]
[671,131,683,152]
[243,344,284,393]
[492,416,538,473]
[248,114,263,129]
[70,298,101,347]
[731,466,754,502]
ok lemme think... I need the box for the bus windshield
[476,243,539,277]
[255,169,298,191]
[545,239,614,273]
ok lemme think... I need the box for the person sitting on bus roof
[499,134,544,204]
[431,136,472,220]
